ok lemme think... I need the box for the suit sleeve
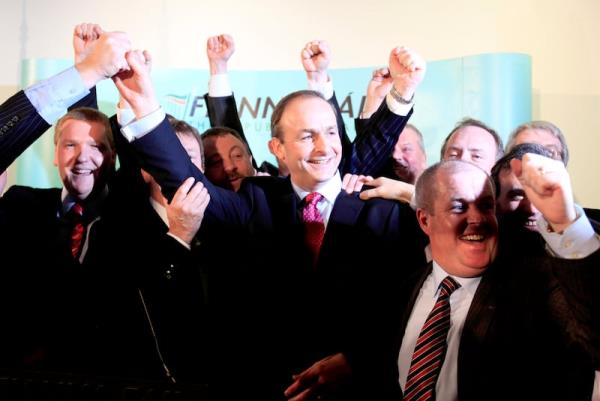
[342,101,412,177]
[203,93,259,170]
[127,117,252,225]
[550,251,600,365]
[0,91,51,172]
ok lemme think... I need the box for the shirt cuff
[385,92,413,116]
[121,107,167,142]
[208,73,233,97]
[24,66,89,124]
[166,232,192,250]
[539,204,600,259]
[116,106,136,127]
[307,76,334,100]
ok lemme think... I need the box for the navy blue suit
[128,103,427,400]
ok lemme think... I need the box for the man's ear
[272,137,286,163]
[416,208,431,235]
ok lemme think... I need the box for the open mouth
[72,168,93,175]
[308,157,333,166]
[524,219,538,230]
[459,234,485,242]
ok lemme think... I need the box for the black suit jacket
[128,112,428,400]
[353,246,600,401]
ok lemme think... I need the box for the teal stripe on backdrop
[17,53,531,188]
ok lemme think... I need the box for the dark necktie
[68,203,85,259]
[403,276,460,401]
[302,192,325,266]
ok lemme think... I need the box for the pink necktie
[302,192,325,267]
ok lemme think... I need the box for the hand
[167,177,210,245]
[361,67,393,118]
[284,353,351,401]
[301,40,331,86]
[73,23,104,64]
[359,176,415,204]
[511,153,576,233]
[74,31,131,89]
[206,34,235,75]
[342,173,373,194]
[112,49,160,119]
[388,46,426,101]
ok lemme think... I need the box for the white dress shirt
[398,262,481,401]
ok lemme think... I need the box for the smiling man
[118,45,427,400]
[351,158,600,401]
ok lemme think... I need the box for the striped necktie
[403,276,460,401]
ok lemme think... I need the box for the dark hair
[440,118,504,161]
[201,126,251,155]
[490,142,553,197]
[270,90,335,140]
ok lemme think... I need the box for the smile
[460,234,485,241]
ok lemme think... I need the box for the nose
[223,157,237,173]
[76,144,91,162]
[519,196,538,216]
[466,205,485,225]
[313,133,330,153]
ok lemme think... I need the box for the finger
[342,173,352,189]
[172,177,196,204]
[284,378,302,397]
[359,188,380,200]
[289,386,316,401]
[142,50,153,71]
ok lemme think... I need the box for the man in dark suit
[353,158,600,401]
[114,45,427,400]
[203,35,415,182]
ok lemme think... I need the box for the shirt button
[563,239,573,248]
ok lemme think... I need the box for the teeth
[461,234,484,241]
[310,159,329,164]
[525,221,537,226]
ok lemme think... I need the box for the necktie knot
[302,192,325,267]
[69,203,84,219]
[439,276,460,298]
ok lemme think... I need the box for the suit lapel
[457,266,497,394]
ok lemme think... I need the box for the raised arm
[0,26,129,171]
[113,49,251,224]
[344,46,425,176]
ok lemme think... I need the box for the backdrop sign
[16,53,531,188]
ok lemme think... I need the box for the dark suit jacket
[204,92,411,177]
[0,181,175,380]
[352,245,600,401]
[128,111,428,400]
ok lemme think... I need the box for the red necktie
[69,203,85,259]
[302,192,325,266]
[404,276,460,401]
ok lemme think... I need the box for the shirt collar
[291,171,342,204]
[431,260,481,298]
[61,185,109,216]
